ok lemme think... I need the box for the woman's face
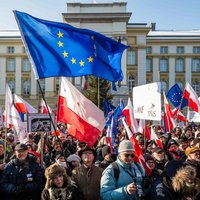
[53,174,64,188]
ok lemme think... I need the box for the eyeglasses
[124,153,135,158]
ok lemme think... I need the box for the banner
[133,82,161,121]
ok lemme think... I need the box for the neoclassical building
[0,2,200,108]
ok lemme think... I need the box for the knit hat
[101,145,111,157]
[167,139,179,148]
[118,140,134,153]
[45,163,68,189]
[185,146,200,156]
[67,154,81,163]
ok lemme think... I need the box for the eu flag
[167,83,188,109]
[14,11,128,82]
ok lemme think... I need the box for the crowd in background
[0,122,199,200]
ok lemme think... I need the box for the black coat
[0,154,44,200]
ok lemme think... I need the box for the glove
[14,186,24,195]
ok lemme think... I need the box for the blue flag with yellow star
[167,83,188,108]
[14,11,128,82]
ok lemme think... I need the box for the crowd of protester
[0,122,200,200]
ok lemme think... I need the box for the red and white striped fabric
[122,98,138,133]
[57,77,105,146]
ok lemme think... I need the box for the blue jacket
[0,155,44,200]
[101,157,145,200]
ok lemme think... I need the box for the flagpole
[98,77,100,108]
[36,79,70,171]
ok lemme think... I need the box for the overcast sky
[1,0,200,31]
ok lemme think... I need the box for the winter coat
[72,164,103,200]
[0,154,44,200]
[100,157,145,200]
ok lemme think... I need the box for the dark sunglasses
[124,153,135,158]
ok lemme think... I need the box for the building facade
[0,2,200,108]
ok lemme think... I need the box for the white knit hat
[67,154,81,163]
[118,140,134,153]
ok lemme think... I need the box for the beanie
[101,145,111,157]
[67,154,81,163]
[118,140,134,153]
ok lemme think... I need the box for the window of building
[146,47,152,54]
[177,46,184,54]
[192,58,200,72]
[8,80,15,93]
[192,81,199,95]
[7,58,15,72]
[55,78,60,94]
[160,58,168,72]
[177,81,183,89]
[8,47,14,54]
[193,47,200,54]
[146,58,152,72]
[161,81,167,92]
[127,50,136,65]
[38,79,45,95]
[23,80,30,96]
[23,58,31,72]
[176,58,184,72]
[128,75,135,92]
[160,46,168,54]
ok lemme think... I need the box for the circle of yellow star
[63,51,68,58]
[87,56,93,63]
[71,57,76,64]
[58,41,63,47]
[79,60,85,67]
[57,31,64,38]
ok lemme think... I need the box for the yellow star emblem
[57,31,64,38]
[71,57,76,64]
[79,60,85,67]
[91,36,94,40]
[87,56,93,63]
[58,41,63,47]
[94,52,97,57]
[63,51,68,58]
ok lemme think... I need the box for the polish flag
[14,94,37,113]
[138,119,145,133]
[164,93,176,132]
[40,99,52,114]
[122,118,152,175]
[172,108,187,122]
[57,77,105,146]
[106,117,114,154]
[151,125,163,149]
[122,98,138,133]
[182,82,200,113]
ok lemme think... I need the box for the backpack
[111,161,120,181]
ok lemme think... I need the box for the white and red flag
[122,98,138,133]
[14,94,37,113]
[57,77,105,146]
[150,125,163,149]
[163,92,176,132]
[182,82,200,113]
[40,99,52,114]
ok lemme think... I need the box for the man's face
[15,150,28,160]
[188,150,200,162]
[119,151,135,165]
[81,150,94,166]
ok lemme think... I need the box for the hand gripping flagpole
[36,79,71,173]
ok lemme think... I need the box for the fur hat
[172,165,200,198]
[44,163,68,189]
[185,146,200,156]
[118,140,134,153]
